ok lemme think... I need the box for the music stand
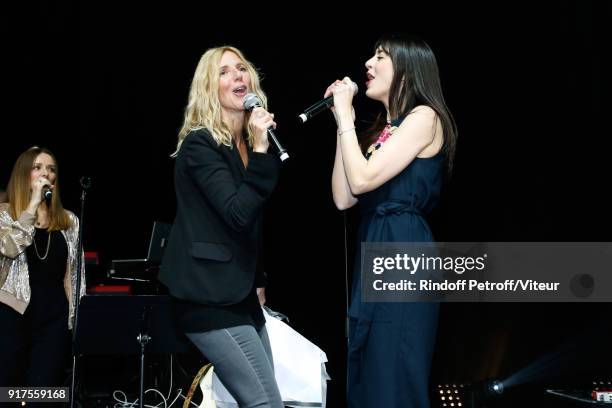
[74,295,191,407]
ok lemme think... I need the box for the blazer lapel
[229,142,246,177]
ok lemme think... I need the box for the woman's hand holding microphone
[249,107,277,153]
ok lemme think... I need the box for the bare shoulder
[407,106,443,158]
[408,105,437,119]
[396,105,438,130]
[394,105,439,134]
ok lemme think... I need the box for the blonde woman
[0,146,84,387]
[159,46,283,407]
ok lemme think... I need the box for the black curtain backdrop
[1,2,610,406]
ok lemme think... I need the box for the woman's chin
[365,89,381,101]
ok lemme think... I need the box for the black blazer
[159,129,279,305]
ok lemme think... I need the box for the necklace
[33,229,51,260]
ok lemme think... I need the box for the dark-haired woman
[328,35,458,407]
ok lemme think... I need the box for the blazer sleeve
[255,222,268,287]
[182,131,280,233]
[0,206,35,259]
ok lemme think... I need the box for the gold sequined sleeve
[0,207,36,259]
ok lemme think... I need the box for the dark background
[1,2,611,406]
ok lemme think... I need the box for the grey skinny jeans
[186,325,283,408]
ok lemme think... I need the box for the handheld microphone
[298,81,358,123]
[42,186,52,201]
[243,93,289,162]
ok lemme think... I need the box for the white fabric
[211,307,330,407]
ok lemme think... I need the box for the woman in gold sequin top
[0,146,84,387]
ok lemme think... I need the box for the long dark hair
[361,34,458,172]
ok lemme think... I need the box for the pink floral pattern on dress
[376,123,393,144]
[365,123,397,159]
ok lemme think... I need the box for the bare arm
[334,79,440,194]
[332,132,359,210]
[326,80,359,210]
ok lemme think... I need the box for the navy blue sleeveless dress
[347,117,442,408]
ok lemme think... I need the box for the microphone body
[298,96,334,123]
[42,186,52,201]
[264,128,289,162]
[243,93,289,162]
[298,82,358,123]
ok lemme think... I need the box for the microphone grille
[243,93,262,111]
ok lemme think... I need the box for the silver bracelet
[337,126,356,136]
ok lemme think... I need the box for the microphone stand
[343,211,350,345]
[70,176,92,408]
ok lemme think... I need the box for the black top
[173,286,265,332]
[25,228,69,322]
[159,129,278,332]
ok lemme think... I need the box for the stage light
[436,383,466,408]
[465,378,506,407]
[490,380,504,395]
